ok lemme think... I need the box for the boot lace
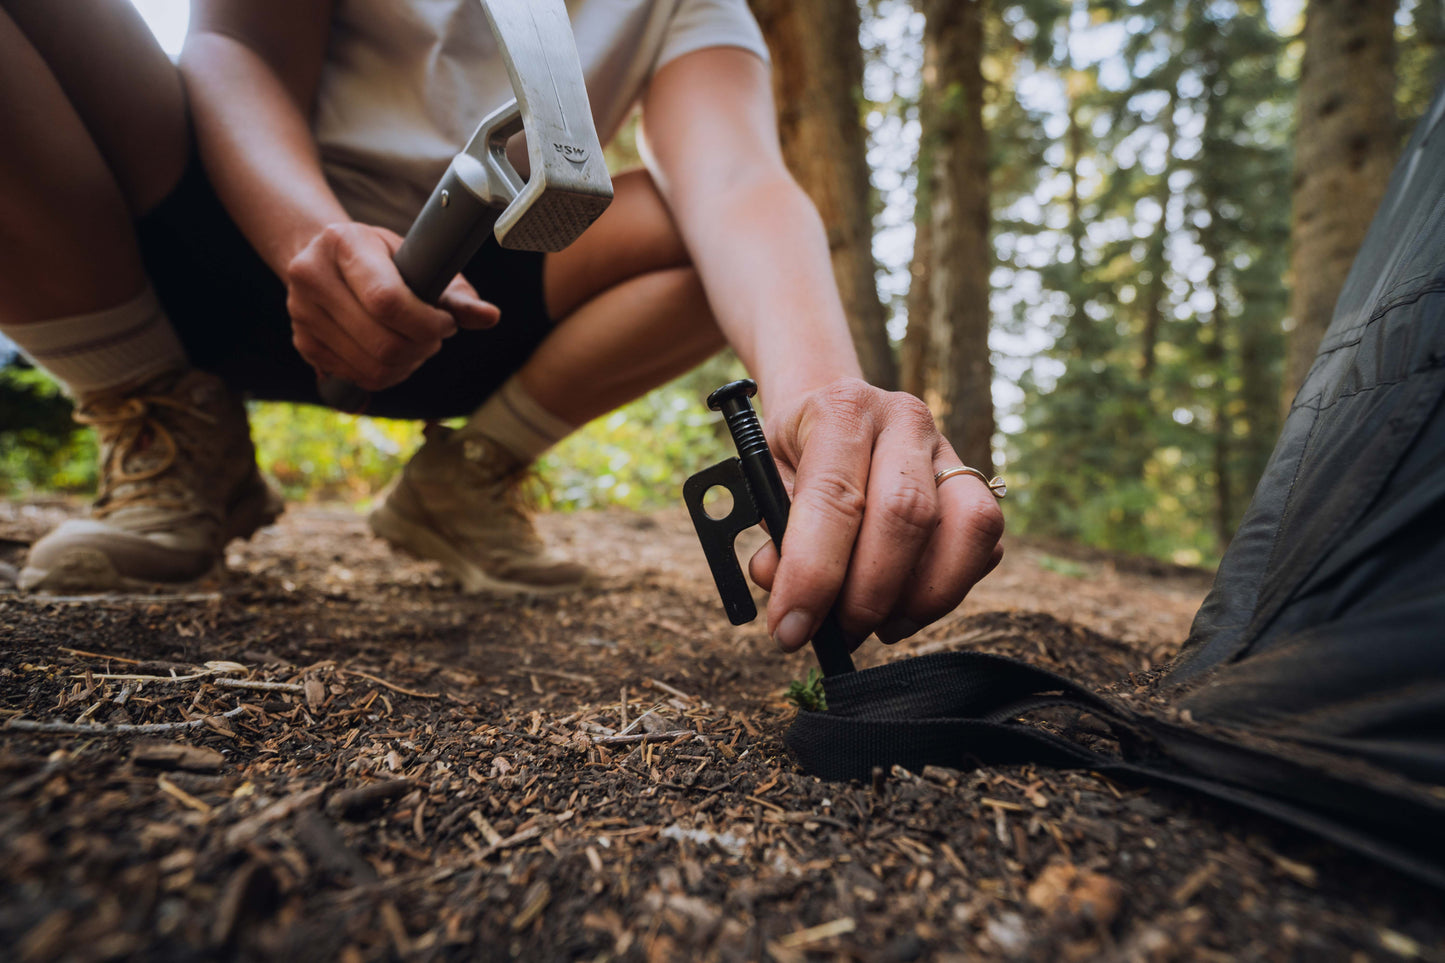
[74,394,217,518]
[491,468,548,548]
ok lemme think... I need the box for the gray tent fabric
[785,84,1445,888]
[1167,84,1445,792]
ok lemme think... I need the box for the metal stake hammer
[319,0,614,412]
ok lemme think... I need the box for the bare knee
[543,168,693,319]
[3,0,186,215]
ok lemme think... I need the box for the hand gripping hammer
[319,0,614,412]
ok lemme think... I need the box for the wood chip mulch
[0,504,1441,962]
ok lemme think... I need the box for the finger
[747,539,778,592]
[766,402,875,652]
[333,229,457,346]
[829,399,941,639]
[293,328,349,384]
[290,289,426,392]
[875,461,1005,644]
[440,275,501,330]
[289,290,385,390]
[297,260,437,386]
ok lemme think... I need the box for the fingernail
[877,617,922,645]
[773,611,815,652]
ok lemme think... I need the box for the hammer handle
[317,166,503,413]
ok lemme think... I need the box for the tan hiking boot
[19,369,283,593]
[368,423,590,594]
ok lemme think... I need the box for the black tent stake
[683,380,856,677]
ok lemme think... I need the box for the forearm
[180,32,347,275]
[679,173,864,410]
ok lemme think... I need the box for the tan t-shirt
[313,0,769,234]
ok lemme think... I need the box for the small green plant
[785,667,828,712]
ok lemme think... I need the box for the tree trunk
[1140,90,1177,383]
[899,211,933,400]
[749,0,897,389]
[1284,0,1397,402]
[900,20,940,403]
[921,0,994,471]
[1196,39,1236,553]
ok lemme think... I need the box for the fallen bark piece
[132,742,225,773]
[210,859,281,948]
[157,774,214,815]
[510,881,551,931]
[224,786,327,848]
[304,676,326,712]
[479,824,543,859]
[326,779,417,820]
[292,807,378,883]
[776,917,857,949]
[469,810,505,847]
[1026,862,1125,926]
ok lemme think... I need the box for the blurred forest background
[2,0,1442,567]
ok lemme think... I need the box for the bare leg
[5,2,282,596]
[0,0,186,323]
[526,168,726,424]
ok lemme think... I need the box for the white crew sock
[461,376,577,464]
[2,287,188,399]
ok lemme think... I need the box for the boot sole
[368,503,584,596]
[18,549,227,595]
[18,473,284,595]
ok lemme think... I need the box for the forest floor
[0,499,1441,962]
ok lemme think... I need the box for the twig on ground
[213,678,305,694]
[225,787,328,848]
[648,678,697,702]
[775,918,857,949]
[157,774,214,815]
[327,779,418,820]
[6,704,245,735]
[592,729,696,746]
[343,669,438,699]
[507,667,596,685]
[73,673,303,695]
[79,660,248,684]
[59,647,143,665]
[27,592,220,604]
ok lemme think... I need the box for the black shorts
[135,158,554,420]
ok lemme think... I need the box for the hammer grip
[393,165,504,303]
[317,166,503,412]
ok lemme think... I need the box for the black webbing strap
[784,652,1445,889]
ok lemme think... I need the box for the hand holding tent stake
[319,0,614,412]
[684,380,857,677]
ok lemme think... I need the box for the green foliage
[1397,0,1445,133]
[246,403,421,502]
[0,352,745,512]
[1037,554,1088,578]
[248,354,746,508]
[785,667,828,713]
[537,354,745,511]
[993,0,1293,567]
[0,365,96,495]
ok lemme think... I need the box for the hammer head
[478,0,613,251]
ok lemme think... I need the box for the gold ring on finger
[934,465,1006,499]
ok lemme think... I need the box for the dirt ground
[0,499,1441,962]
